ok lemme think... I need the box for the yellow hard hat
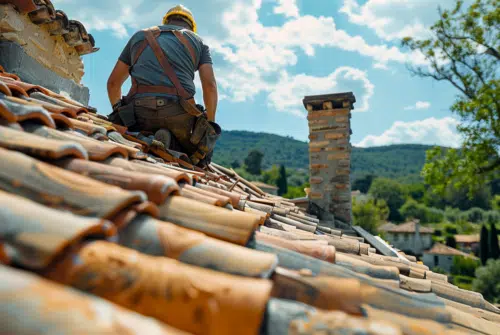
[163,5,197,33]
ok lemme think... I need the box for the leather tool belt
[113,26,221,165]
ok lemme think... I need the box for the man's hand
[199,63,218,122]
[107,60,130,107]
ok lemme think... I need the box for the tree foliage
[402,0,500,193]
[472,259,500,304]
[480,224,490,265]
[244,150,264,175]
[353,174,376,193]
[277,165,288,196]
[368,178,407,222]
[490,222,500,259]
[451,256,480,277]
[352,198,390,234]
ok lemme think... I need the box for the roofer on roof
[106,4,220,167]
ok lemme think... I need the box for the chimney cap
[303,92,356,109]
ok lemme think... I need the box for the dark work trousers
[129,96,197,155]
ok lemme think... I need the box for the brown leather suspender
[126,26,198,102]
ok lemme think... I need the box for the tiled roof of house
[455,234,480,243]
[252,181,279,190]
[425,243,479,259]
[0,16,498,335]
[382,220,435,234]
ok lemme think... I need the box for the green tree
[261,165,280,185]
[402,0,500,193]
[369,178,408,222]
[490,222,499,259]
[472,259,500,304]
[244,150,264,175]
[352,198,389,234]
[406,183,426,202]
[451,256,480,277]
[230,160,241,169]
[492,195,500,210]
[446,235,457,248]
[353,174,376,193]
[277,165,288,196]
[480,224,490,265]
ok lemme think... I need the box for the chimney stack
[303,93,356,228]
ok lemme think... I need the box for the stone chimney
[303,93,356,228]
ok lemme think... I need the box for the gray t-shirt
[119,24,212,99]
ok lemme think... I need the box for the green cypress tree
[490,222,499,260]
[480,224,490,265]
[277,165,288,196]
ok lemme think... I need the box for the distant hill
[213,130,434,183]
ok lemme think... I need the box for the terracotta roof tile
[382,220,435,234]
[425,243,479,259]
[0,58,497,334]
[455,234,480,243]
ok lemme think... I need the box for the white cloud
[268,67,374,117]
[404,101,431,110]
[356,117,461,148]
[274,0,300,18]
[340,0,459,41]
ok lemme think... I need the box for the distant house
[378,220,434,256]
[455,234,480,254]
[251,181,279,196]
[423,243,479,273]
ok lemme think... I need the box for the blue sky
[53,0,463,147]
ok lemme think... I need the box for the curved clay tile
[55,158,181,205]
[0,97,55,127]
[119,215,278,278]
[49,112,75,129]
[256,232,336,263]
[76,33,100,55]
[0,83,11,96]
[7,94,78,118]
[106,139,147,160]
[0,71,20,81]
[334,253,400,281]
[159,195,260,246]
[24,124,129,161]
[180,187,228,207]
[63,19,88,47]
[29,91,87,114]
[195,183,243,208]
[2,0,38,14]
[27,0,56,24]
[0,147,146,219]
[0,76,50,95]
[107,131,143,149]
[182,184,232,207]
[0,125,88,160]
[46,9,69,35]
[0,190,115,269]
[0,265,188,335]
[44,241,273,335]
[113,158,192,184]
[64,117,107,136]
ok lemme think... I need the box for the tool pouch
[189,116,221,164]
[108,100,136,128]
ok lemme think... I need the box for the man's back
[118,25,212,99]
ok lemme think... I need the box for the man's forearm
[107,83,122,107]
[203,85,218,122]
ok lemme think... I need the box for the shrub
[472,259,500,304]
[400,199,444,223]
[443,223,458,235]
[464,207,486,223]
[451,256,480,277]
